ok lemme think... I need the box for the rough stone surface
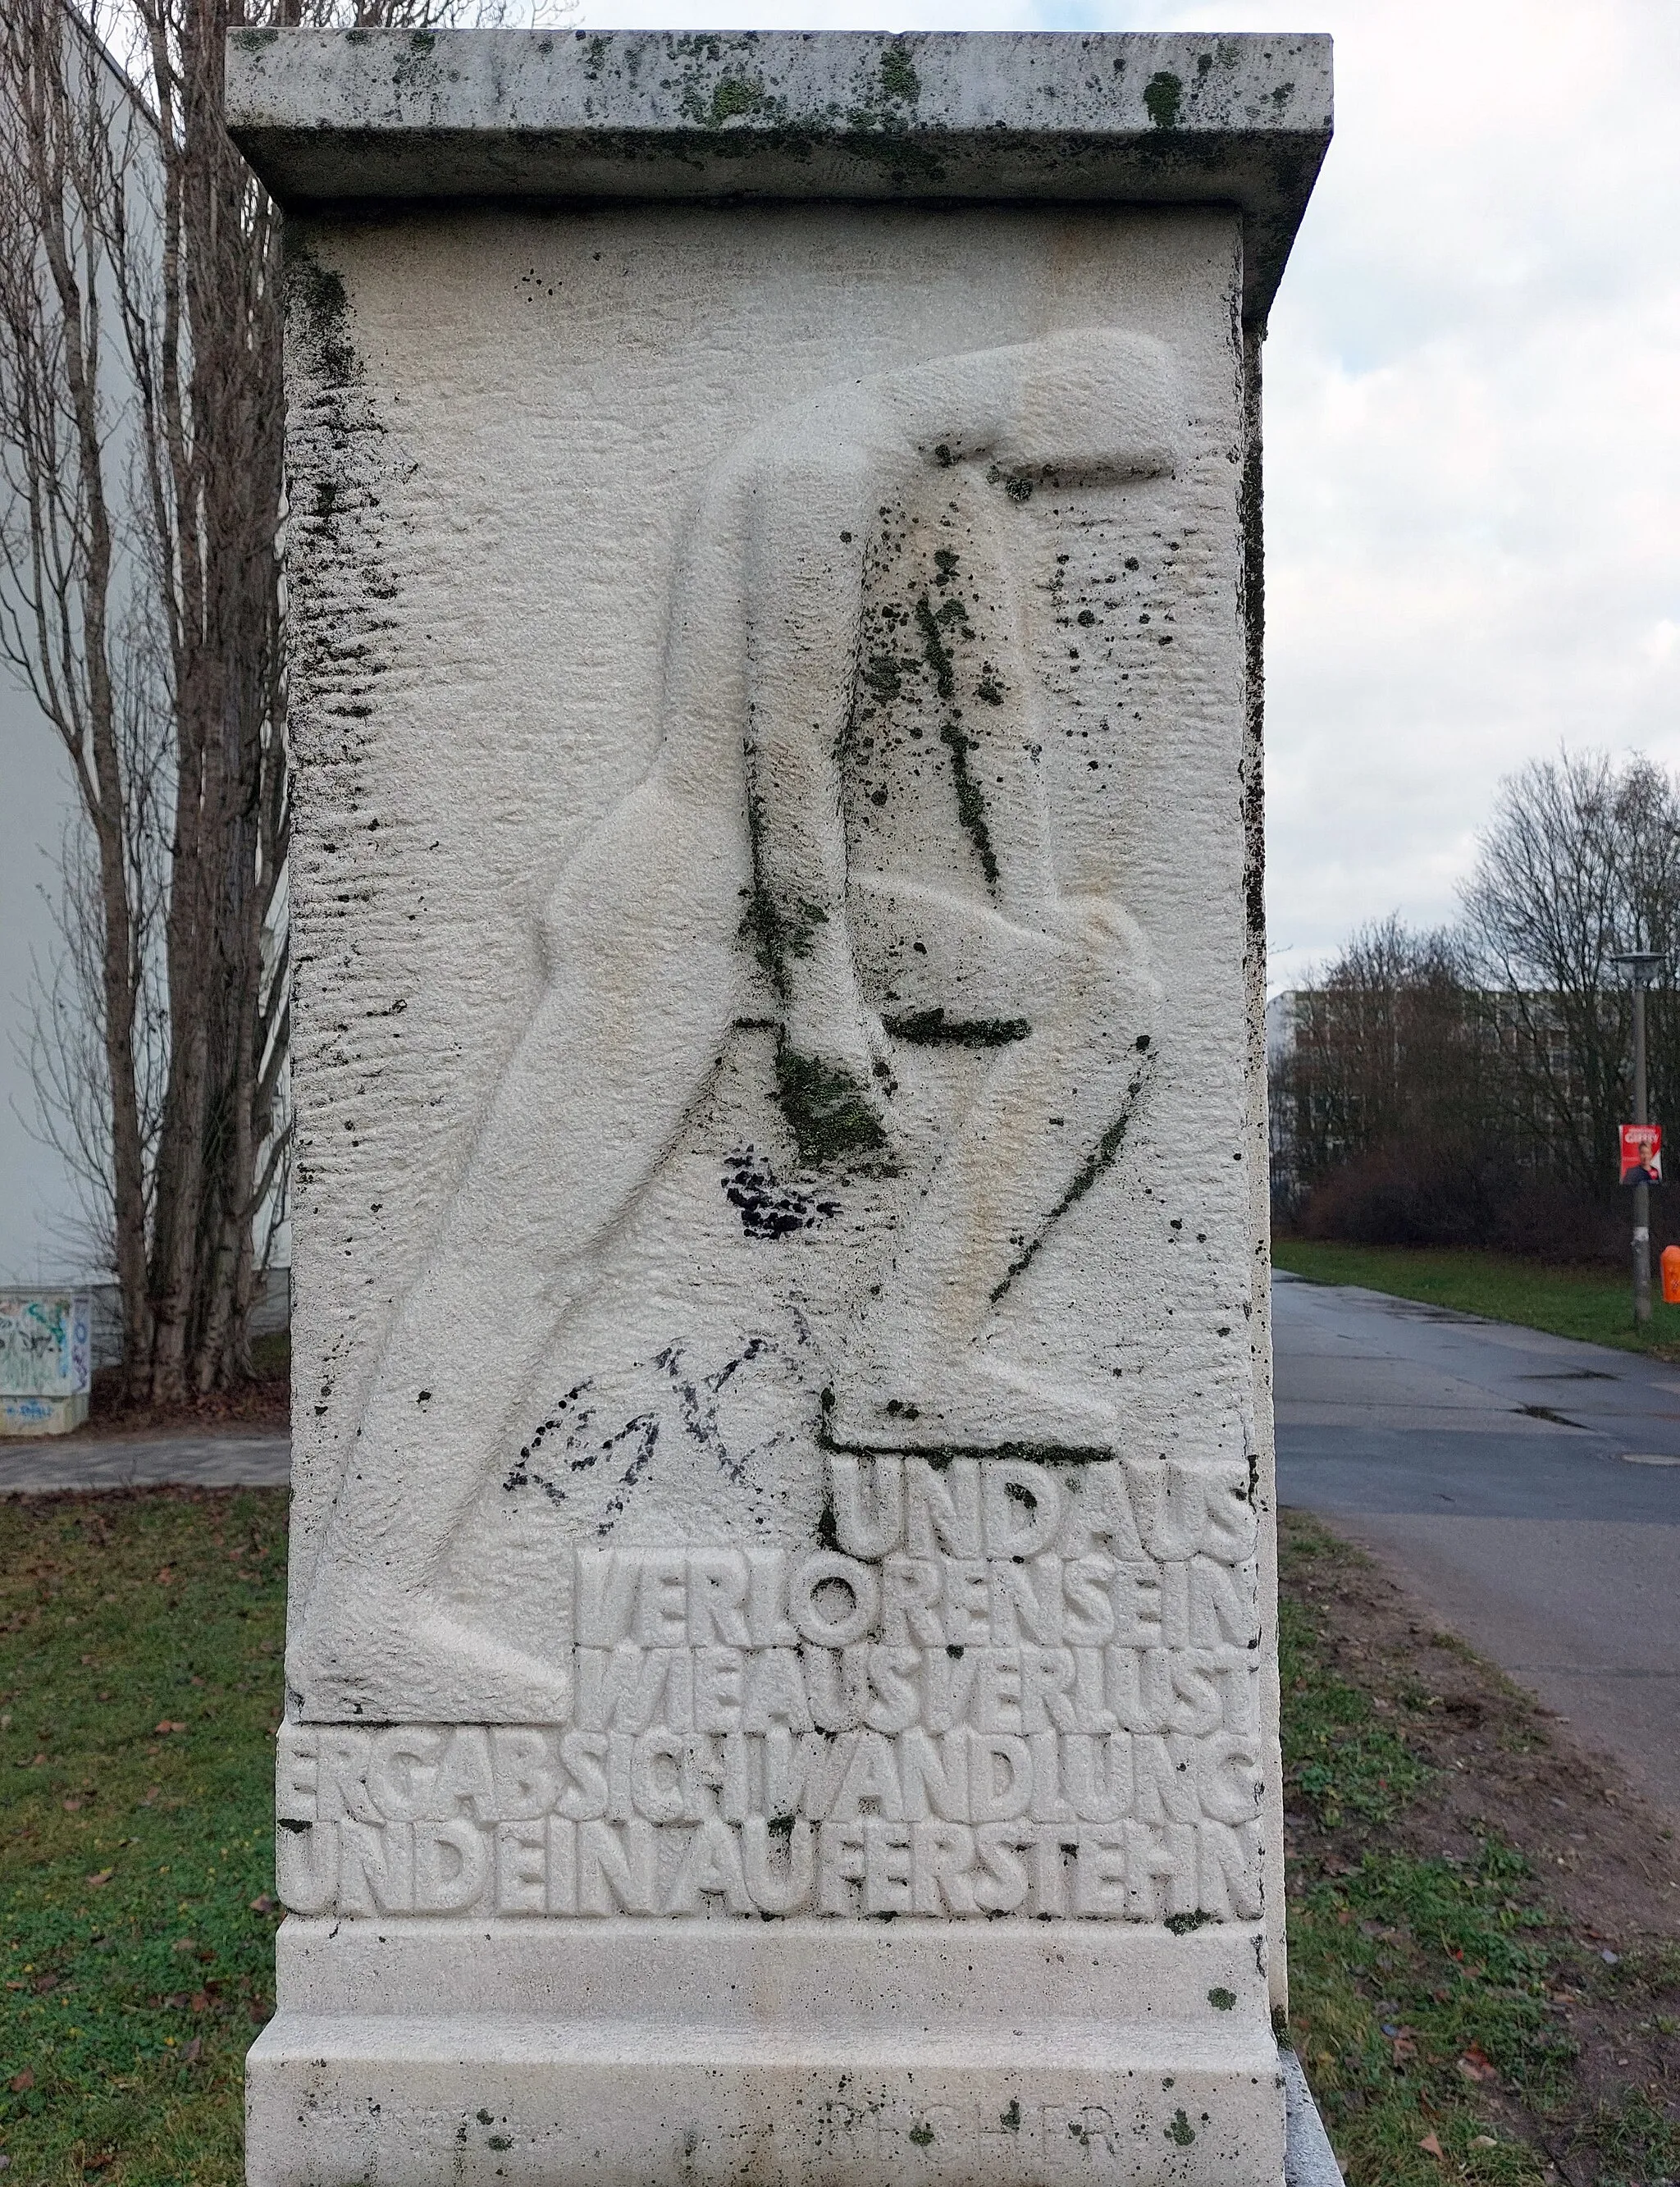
[226,29,1331,324]
[235,31,1326,2185]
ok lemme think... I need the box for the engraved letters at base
[280,1454,1263,1924]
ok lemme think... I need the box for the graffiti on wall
[0,1293,93,1398]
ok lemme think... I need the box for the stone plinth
[230,30,1329,2185]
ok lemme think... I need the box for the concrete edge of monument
[225,28,1331,323]
[1281,2051,1345,2187]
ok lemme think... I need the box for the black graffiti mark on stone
[503,1380,659,1514]
[722,1147,841,1240]
[504,1333,805,1528]
[654,1335,783,1491]
[593,1422,661,1536]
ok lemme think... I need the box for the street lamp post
[1612,949,1663,1326]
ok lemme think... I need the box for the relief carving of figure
[294,326,1179,1718]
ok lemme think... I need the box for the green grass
[0,1491,286,2186]
[1272,1238,1680,1358]
[1281,1515,1679,2187]
[1281,1536,1563,2183]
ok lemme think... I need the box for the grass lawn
[0,1490,286,2185]
[1281,1514,1679,2186]
[2,1492,1676,2184]
[1272,1238,1680,1360]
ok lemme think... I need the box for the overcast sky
[5,0,1678,1276]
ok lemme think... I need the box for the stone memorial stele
[228,29,1331,2185]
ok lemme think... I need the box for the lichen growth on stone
[1144,71,1183,129]
[774,1044,892,1171]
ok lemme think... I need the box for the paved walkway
[0,1429,291,1493]
[1274,1272,1680,1817]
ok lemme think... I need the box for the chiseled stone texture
[232,30,1327,2186]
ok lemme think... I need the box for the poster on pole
[1620,1123,1663,1185]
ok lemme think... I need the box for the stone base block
[0,1392,88,1436]
[248,1920,1285,2187]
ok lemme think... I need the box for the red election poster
[1621,1122,1663,1185]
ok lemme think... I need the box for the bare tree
[120,0,292,1397]
[1460,751,1680,1195]
[0,0,163,1377]
[1,0,467,1400]
[1271,915,1495,1205]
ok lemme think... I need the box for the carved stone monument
[230,30,1330,2185]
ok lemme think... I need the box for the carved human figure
[294,328,1176,1719]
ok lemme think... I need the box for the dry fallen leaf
[9,2067,33,2093]
[250,1892,276,1914]
[1419,2133,1444,2160]
[154,1720,186,1735]
[84,1868,113,1888]
[154,1568,173,1586]
[1471,2136,1497,2149]
[181,2037,203,2064]
[1458,2044,1497,2084]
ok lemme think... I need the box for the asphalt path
[1274,1272,1680,1816]
[0,1429,291,1494]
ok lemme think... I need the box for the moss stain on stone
[883,1007,1028,1047]
[679,71,788,129]
[913,592,1001,893]
[285,241,358,393]
[1143,71,1183,129]
[879,41,920,105]
[774,1044,892,1172]
[989,1062,1153,1304]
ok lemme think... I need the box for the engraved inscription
[278,1455,1265,1920]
